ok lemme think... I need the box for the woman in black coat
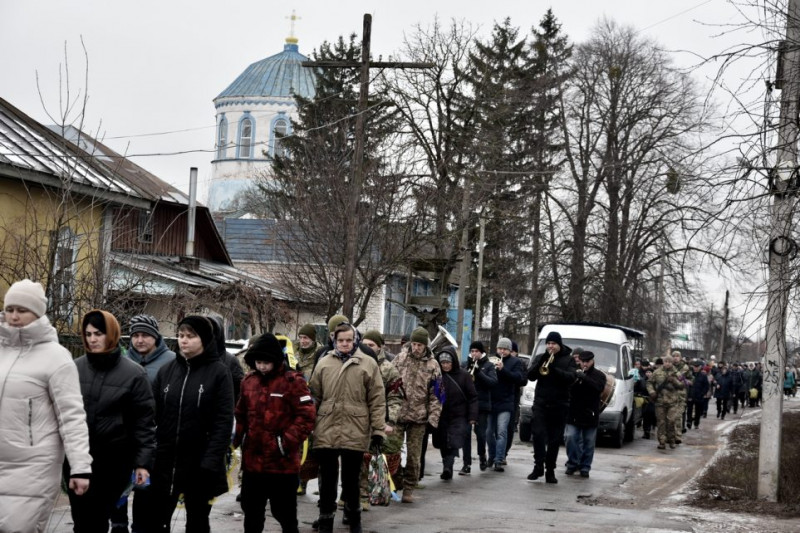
[434,346,478,480]
[70,310,155,533]
[713,365,733,420]
[141,316,234,533]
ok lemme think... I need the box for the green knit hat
[327,314,350,333]
[363,329,384,347]
[298,323,316,341]
[410,327,429,346]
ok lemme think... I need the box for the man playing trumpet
[526,331,577,484]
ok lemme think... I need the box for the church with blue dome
[208,31,316,214]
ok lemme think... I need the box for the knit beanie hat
[362,329,384,347]
[545,331,563,347]
[469,341,485,353]
[327,314,349,334]
[82,310,121,353]
[178,316,215,349]
[129,314,160,340]
[4,279,47,318]
[245,333,284,368]
[410,327,429,346]
[298,323,317,341]
[497,337,513,350]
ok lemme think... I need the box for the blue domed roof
[216,42,317,101]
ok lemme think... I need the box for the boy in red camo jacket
[234,333,316,533]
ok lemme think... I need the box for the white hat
[710,355,716,360]
[4,279,47,318]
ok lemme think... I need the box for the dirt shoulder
[585,402,800,532]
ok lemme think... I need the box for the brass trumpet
[540,353,554,375]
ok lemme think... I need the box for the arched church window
[239,116,253,159]
[216,117,228,159]
[273,118,288,158]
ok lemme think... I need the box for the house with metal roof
[0,96,299,337]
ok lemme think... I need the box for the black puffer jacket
[434,352,478,450]
[152,344,234,497]
[74,348,155,470]
[527,346,577,407]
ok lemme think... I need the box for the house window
[216,117,228,159]
[273,118,288,158]
[383,275,418,337]
[138,209,154,244]
[51,227,77,322]
[239,116,253,159]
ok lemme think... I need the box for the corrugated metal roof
[109,251,297,302]
[0,98,134,196]
[215,43,317,101]
[52,125,191,205]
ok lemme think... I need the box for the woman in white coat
[0,279,92,533]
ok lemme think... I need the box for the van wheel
[624,411,635,442]
[519,420,532,442]
[610,418,624,448]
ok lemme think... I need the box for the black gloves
[370,435,384,453]
[575,369,585,380]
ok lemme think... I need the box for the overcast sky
[1,0,770,337]
[1,0,747,194]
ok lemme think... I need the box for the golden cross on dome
[286,10,300,44]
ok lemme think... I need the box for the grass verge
[689,410,800,518]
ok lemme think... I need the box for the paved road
[47,402,800,533]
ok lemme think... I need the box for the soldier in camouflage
[646,356,683,449]
[295,323,321,380]
[391,327,443,503]
[359,330,404,510]
[671,350,693,441]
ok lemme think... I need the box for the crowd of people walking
[3,277,799,533]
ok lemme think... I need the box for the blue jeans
[564,424,597,473]
[486,411,511,463]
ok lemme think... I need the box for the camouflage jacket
[377,347,404,425]
[295,342,322,381]
[646,367,683,405]
[392,345,442,427]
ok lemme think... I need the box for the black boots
[545,470,558,484]
[317,514,334,533]
[527,464,544,481]
[344,504,362,533]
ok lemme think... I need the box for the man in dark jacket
[730,363,746,414]
[687,360,710,429]
[486,337,526,472]
[526,331,577,484]
[714,363,733,419]
[115,314,175,533]
[434,346,478,480]
[564,351,606,478]
[463,341,497,473]
[143,316,234,533]
[235,333,316,533]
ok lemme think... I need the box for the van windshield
[533,339,622,379]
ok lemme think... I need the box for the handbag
[367,453,393,506]
[749,388,758,399]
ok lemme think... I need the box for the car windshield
[533,338,622,378]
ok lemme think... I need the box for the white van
[518,322,644,448]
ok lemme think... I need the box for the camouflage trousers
[673,396,687,435]
[396,422,427,491]
[655,402,680,445]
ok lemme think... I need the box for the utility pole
[759,0,800,502]
[473,216,487,341]
[302,14,433,320]
[654,247,665,357]
[455,181,471,352]
[719,290,728,361]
